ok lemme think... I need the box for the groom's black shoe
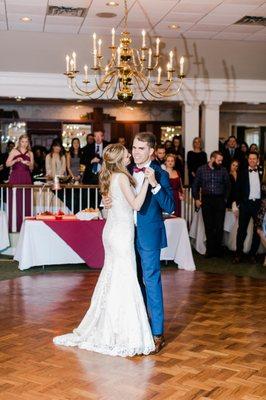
[150,335,165,355]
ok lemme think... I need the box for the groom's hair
[135,132,156,149]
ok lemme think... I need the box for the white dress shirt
[95,142,103,173]
[133,161,161,224]
[249,169,261,200]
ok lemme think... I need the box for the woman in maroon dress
[165,154,184,217]
[6,134,33,231]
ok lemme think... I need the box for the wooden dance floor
[0,269,265,400]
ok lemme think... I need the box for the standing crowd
[0,132,265,265]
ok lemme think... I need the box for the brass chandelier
[64,0,185,102]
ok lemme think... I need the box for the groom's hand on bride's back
[102,195,112,209]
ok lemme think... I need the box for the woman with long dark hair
[45,139,66,179]
[66,138,82,181]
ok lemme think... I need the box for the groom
[104,132,175,353]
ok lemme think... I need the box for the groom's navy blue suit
[129,160,175,335]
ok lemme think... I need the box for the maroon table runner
[43,220,105,269]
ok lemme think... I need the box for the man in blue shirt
[192,151,230,258]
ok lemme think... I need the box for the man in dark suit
[222,135,242,171]
[233,151,263,263]
[81,131,109,185]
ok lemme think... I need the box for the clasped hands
[103,167,157,209]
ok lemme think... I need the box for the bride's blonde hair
[99,143,136,196]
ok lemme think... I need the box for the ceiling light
[168,24,179,30]
[64,0,186,103]
[96,12,117,18]
[136,101,143,104]
[20,16,32,22]
[106,1,119,6]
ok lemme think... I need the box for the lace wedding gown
[53,173,155,357]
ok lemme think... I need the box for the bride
[53,144,155,356]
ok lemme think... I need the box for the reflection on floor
[0,269,265,400]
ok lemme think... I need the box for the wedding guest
[170,135,184,180]
[32,146,46,178]
[239,141,249,170]
[233,152,263,264]
[165,154,184,217]
[117,136,127,148]
[227,159,239,209]
[256,190,266,267]
[192,151,230,258]
[66,138,82,182]
[45,139,66,180]
[164,140,172,153]
[222,135,242,171]
[187,137,207,186]
[249,143,259,153]
[81,131,109,185]
[6,134,33,231]
[0,140,15,183]
[154,145,166,167]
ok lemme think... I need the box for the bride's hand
[102,195,112,209]
[145,167,157,187]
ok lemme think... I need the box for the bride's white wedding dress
[53,173,155,357]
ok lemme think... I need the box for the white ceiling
[0,0,265,41]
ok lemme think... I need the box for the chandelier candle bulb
[148,49,152,69]
[84,65,88,82]
[180,56,184,76]
[111,28,115,47]
[72,52,77,70]
[98,39,102,57]
[142,30,146,49]
[66,55,70,73]
[156,38,160,56]
[70,59,75,72]
[157,67,162,85]
[93,50,97,69]
[169,51,173,70]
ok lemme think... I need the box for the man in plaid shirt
[192,150,230,258]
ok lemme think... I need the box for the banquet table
[14,217,195,271]
[189,209,264,255]
[0,210,10,251]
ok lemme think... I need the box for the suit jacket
[129,161,175,251]
[235,167,263,205]
[81,141,109,184]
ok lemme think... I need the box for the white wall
[0,31,266,80]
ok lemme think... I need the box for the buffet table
[14,217,195,271]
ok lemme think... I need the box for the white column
[182,101,200,185]
[182,101,200,158]
[201,101,222,158]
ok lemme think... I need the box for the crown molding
[0,72,266,104]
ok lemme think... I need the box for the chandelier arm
[107,76,120,100]
[71,78,104,97]
[133,75,157,100]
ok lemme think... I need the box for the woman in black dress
[227,159,239,209]
[187,137,207,186]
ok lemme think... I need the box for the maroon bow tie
[133,166,146,173]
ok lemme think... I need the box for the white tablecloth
[14,217,195,271]
[161,218,195,271]
[189,209,264,254]
[0,211,10,251]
